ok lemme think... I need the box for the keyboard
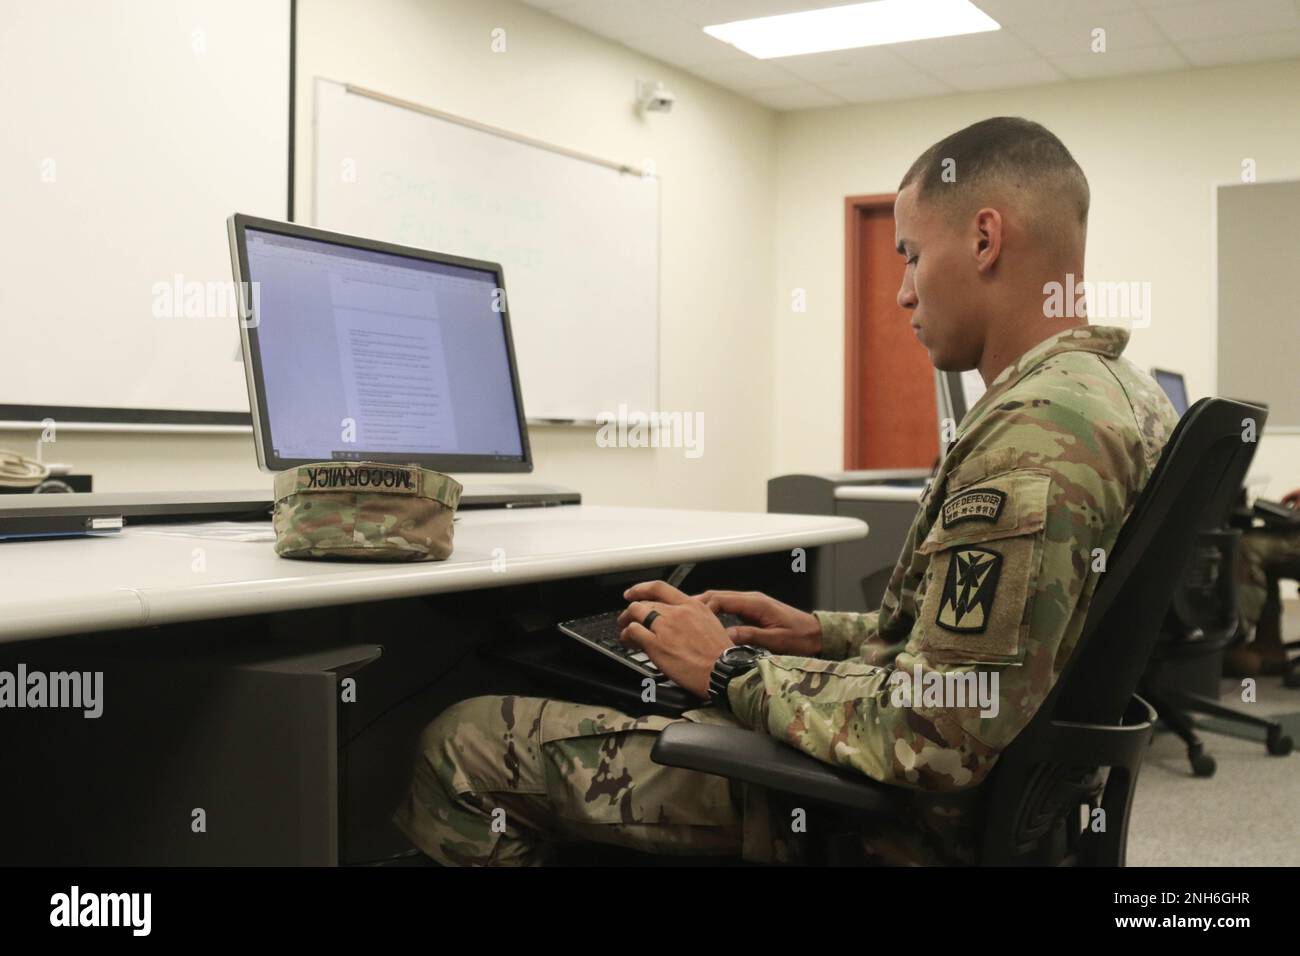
[1254,499,1300,526]
[558,609,743,681]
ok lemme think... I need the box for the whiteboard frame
[313,79,661,427]
[0,0,295,432]
[340,84,652,178]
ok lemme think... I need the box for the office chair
[651,398,1266,866]
[1259,562,1300,688]
[1141,527,1294,777]
[1225,495,1300,687]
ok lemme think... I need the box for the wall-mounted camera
[636,79,676,115]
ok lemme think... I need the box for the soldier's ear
[973,207,1002,272]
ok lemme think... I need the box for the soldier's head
[894,117,1090,373]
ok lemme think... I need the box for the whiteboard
[0,0,289,422]
[313,80,660,422]
[1217,180,1300,430]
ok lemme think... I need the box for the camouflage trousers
[393,695,966,866]
[1236,528,1300,636]
[392,695,774,866]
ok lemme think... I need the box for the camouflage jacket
[726,325,1178,862]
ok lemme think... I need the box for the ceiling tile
[975,0,1139,24]
[688,56,804,90]
[1013,11,1168,57]
[748,83,847,110]
[932,56,1067,91]
[1050,43,1188,78]
[823,71,956,103]
[1133,0,1250,8]
[1146,0,1300,41]
[545,0,689,40]
[674,0,824,28]
[522,0,1300,112]
[1178,28,1300,65]
[891,27,1040,71]
[619,27,749,66]
[772,44,915,82]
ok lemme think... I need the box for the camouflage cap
[272,461,463,562]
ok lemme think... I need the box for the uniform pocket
[537,702,675,745]
[912,469,1052,665]
[538,702,688,825]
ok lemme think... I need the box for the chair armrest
[1037,716,1155,768]
[651,723,905,815]
[1003,697,1157,773]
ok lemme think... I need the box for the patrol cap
[272,461,462,562]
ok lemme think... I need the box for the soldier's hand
[619,581,733,698]
[694,590,823,657]
[1282,489,1300,510]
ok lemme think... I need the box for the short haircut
[899,117,1089,231]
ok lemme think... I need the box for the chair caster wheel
[1267,729,1293,756]
[1189,745,1216,778]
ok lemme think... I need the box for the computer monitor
[227,215,532,473]
[1152,368,1189,416]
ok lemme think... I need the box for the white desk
[0,502,865,865]
[2,504,866,645]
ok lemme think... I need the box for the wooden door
[844,194,939,469]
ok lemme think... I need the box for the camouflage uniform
[394,325,1178,865]
[1236,528,1300,637]
[392,695,754,865]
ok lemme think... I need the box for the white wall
[771,58,1300,504]
[294,0,777,511]
[1,0,778,511]
[6,5,1296,518]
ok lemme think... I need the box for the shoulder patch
[942,487,1007,528]
[936,546,1003,633]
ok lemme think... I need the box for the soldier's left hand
[619,581,733,697]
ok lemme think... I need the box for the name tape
[942,487,1006,528]
[298,464,419,495]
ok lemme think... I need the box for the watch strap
[708,646,767,710]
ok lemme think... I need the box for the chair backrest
[1166,527,1241,648]
[977,398,1266,863]
[1053,398,1265,724]
[1159,404,1262,649]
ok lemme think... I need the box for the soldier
[393,116,1180,866]
[1230,488,1300,676]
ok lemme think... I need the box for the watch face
[724,645,762,666]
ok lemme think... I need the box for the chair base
[1145,689,1294,777]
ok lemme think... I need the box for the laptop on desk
[226,214,576,509]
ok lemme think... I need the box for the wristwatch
[708,645,769,711]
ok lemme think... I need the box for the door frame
[843,192,898,469]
